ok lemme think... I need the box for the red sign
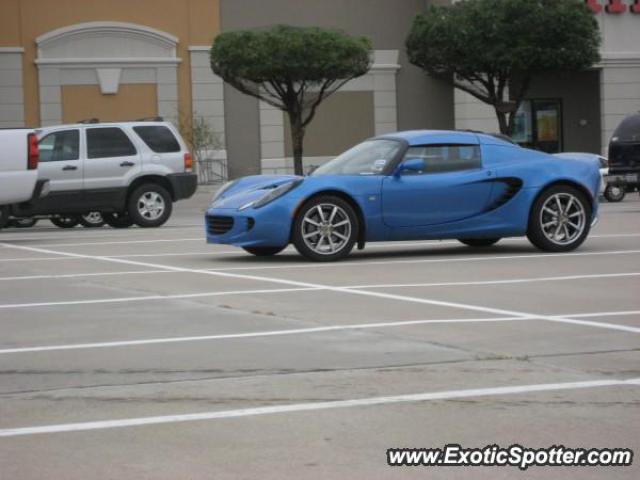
[586,0,640,13]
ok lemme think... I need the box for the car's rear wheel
[458,238,501,247]
[11,217,38,228]
[243,246,286,256]
[293,196,358,262]
[0,206,10,229]
[103,212,134,229]
[603,184,625,202]
[80,212,105,228]
[527,185,591,252]
[50,215,80,228]
[128,184,172,228]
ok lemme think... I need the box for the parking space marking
[1,310,637,355]
[0,270,171,282]
[0,287,317,310]
[1,377,637,437]
[0,316,529,354]
[2,242,639,335]
[343,272,640,289]
[8,232,640,249]
[207,249,640,272]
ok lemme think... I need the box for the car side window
[87,127,137,159]
[38,130,80,162]
[133,126,181,153]
[403,144,481,175]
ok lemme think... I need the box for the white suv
[12,120,197,228]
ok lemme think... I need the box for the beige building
[0,0,224,150]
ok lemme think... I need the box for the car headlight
[211,180,237,204]
[249,180,303,210]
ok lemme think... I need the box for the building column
[0,48,25,127]
[189,47,226,149]
[599,63,640,155]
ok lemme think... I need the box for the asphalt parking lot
[0,190,639,479]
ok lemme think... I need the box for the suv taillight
[28,133,39,170]
[184,152,193,172]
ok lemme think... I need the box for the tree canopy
[211,25,371,175]
[406,0,601,135]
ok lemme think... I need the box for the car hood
[211,175,302,209]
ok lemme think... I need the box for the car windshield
[311,139,402,176]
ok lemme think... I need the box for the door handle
[120,161,135,167]
[62,165,77,171]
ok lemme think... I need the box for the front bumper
[205,204,293,248]
[168,173,198,200]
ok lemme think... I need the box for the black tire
[11,218,38,228]
[103,212,134,229]
[458,238,501,247]
[243,246,287,256]
[0,206,9,229]
[603,184,626,202]
[50,215,80,228]
[292,195,358,262]
[79,212,105,228]
[527,185,592,253]
[127,184,173,228]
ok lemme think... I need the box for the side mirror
[396,158,426,176]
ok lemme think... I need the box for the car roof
[37,121,174,131]
[378,129,517,147]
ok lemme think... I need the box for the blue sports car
[206,130,601,261]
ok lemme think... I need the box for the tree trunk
[495,109,509,136]
[288,111,305,176]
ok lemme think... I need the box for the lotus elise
[205,130,600,261]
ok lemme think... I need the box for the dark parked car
[607,112,640,201]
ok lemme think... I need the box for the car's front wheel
[243,246,286,256]
[603,184,625,202]
[292,196,358,262]
[527,185,591,252]
[458,238,501,247]
[50,215,80,228]
[128,184,172,228]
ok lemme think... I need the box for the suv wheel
[103,212,134,229]
[292,196,358,262]
[603,184,625,202]
[11,218,38,228]
[128,184,172,228]
[51,215,80,229]
[527,185,591,252]
[80,212,105,228]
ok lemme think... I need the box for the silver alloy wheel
[301,203,352,255]
[82,212,103,225]
[539,192,586,246]
[137,191,165,221]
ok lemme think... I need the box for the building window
[513,99,563,153]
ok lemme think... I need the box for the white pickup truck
[0,129,49,229]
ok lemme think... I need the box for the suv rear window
[87,128,137,159]
[133,126,181,153]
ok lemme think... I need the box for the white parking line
[210,249,640,272]
[0,316,530,354]
[0,287,316,310]
[1,243,638,335]
[1,272,639,307]
[9,232,640,249]
[1,377,637,437]
[0,270,171,282]
[1,310,637,355]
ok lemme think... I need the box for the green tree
[406,0,600,136]
[211,25,371,175]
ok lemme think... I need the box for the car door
[382,144,494,227]
[83,126,141,208]
[37,128,84,210]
